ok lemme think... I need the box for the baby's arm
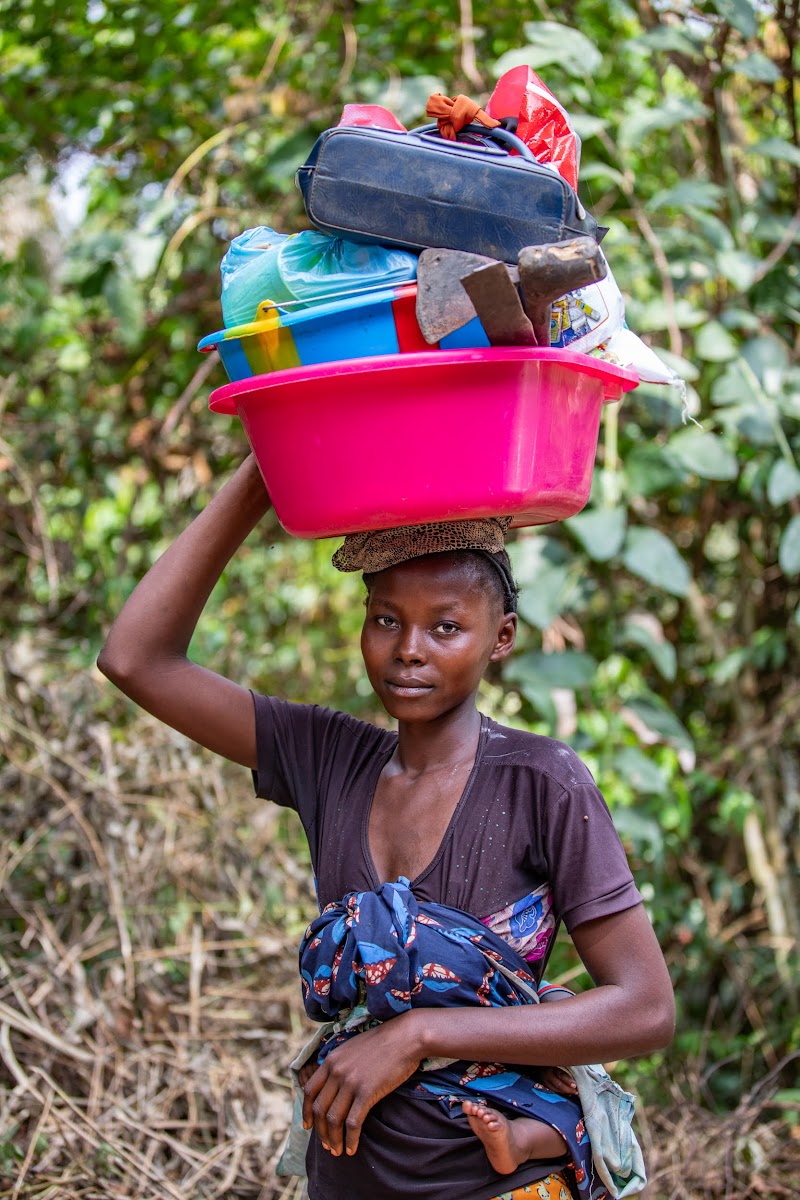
[97,454,270,768]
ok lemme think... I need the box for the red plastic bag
[485,66,580,190]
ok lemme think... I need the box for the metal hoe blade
[415,248,518,344]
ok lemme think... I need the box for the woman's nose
[395,628,426,664]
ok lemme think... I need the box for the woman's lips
[385,680,433,697]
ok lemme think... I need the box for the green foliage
[2,0,799,1112]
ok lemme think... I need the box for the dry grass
[0,642,797,1199]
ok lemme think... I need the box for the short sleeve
[543,779,642,931]
[249,692,390,835]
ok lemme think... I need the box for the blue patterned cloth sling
[296,877,646,1200]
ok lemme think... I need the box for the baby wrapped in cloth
[283,877,646,1200]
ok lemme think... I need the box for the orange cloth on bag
[425,92,500,139]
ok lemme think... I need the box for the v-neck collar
[361,713,489,890]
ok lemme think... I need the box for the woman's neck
[392,701,482,777]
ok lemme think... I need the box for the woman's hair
[363,548,519,615]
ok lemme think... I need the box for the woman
[98,453,675,1200]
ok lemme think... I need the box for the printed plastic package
[547,270,625,355]
[546,269,684,394]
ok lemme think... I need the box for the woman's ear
[489,613,517,662]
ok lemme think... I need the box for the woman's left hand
[301,1013,424,1157]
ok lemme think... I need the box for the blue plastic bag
[220,226,418,328]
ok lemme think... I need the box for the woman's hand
[302,1014,424,1157]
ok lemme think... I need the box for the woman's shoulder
[481,716,597,791]
[252,690,395,752]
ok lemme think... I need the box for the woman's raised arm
[97,454,271,768]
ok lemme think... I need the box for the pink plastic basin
[209,348,638,538]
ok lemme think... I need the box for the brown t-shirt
[252,695,642,1200]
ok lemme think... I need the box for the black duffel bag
[296,122,604,263]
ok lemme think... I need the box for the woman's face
[360,554,517,724]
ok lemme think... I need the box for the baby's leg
[462,1099,567,1175]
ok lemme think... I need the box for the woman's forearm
[410,981,674,1068]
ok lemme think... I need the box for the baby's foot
[462,1100,567,1174]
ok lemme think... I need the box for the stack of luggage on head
[202,67,681,538]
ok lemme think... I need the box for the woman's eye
[436,622,460,634]
[376,615,398,628]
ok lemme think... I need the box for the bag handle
[409,121,539,164]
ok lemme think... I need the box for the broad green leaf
[622,527,691,597]
[619,98,707,150]
[648,180,723,212]
[626,26,703,58]
[695,321,738,363]
[711,647,749,685]
[103,267,145,347]
[748,138,800,168]
[717,250,759,291]
[719,307,761,333]
[124,230,167,282]
[494,23,602,77]
[741,335,789,393]
[624,446,686,497]
[522,20,602,74]
[691,210,736,252]
[709,0,757,37]
[624,696,694,753]
[737,410,781,448]
[668,429,738,481]
[517,680,557,725]
[515,571,572,630]
[620,619,677,681]
[778,515,800,575]
[711,361,750,406]
[506,650,597,691]
[627,297,707,333]
[508,534,567,583]
[730,53,781,84]
[768,461,800,506]
[612,808,664,855]
[579,162,627,189]
[261,130,321,188]
[753,212,800,246]
[612,747,668,796]
[570,115,608,139]
[508,537,578,629]
[362,74,446,125]
[565,508,627,562]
